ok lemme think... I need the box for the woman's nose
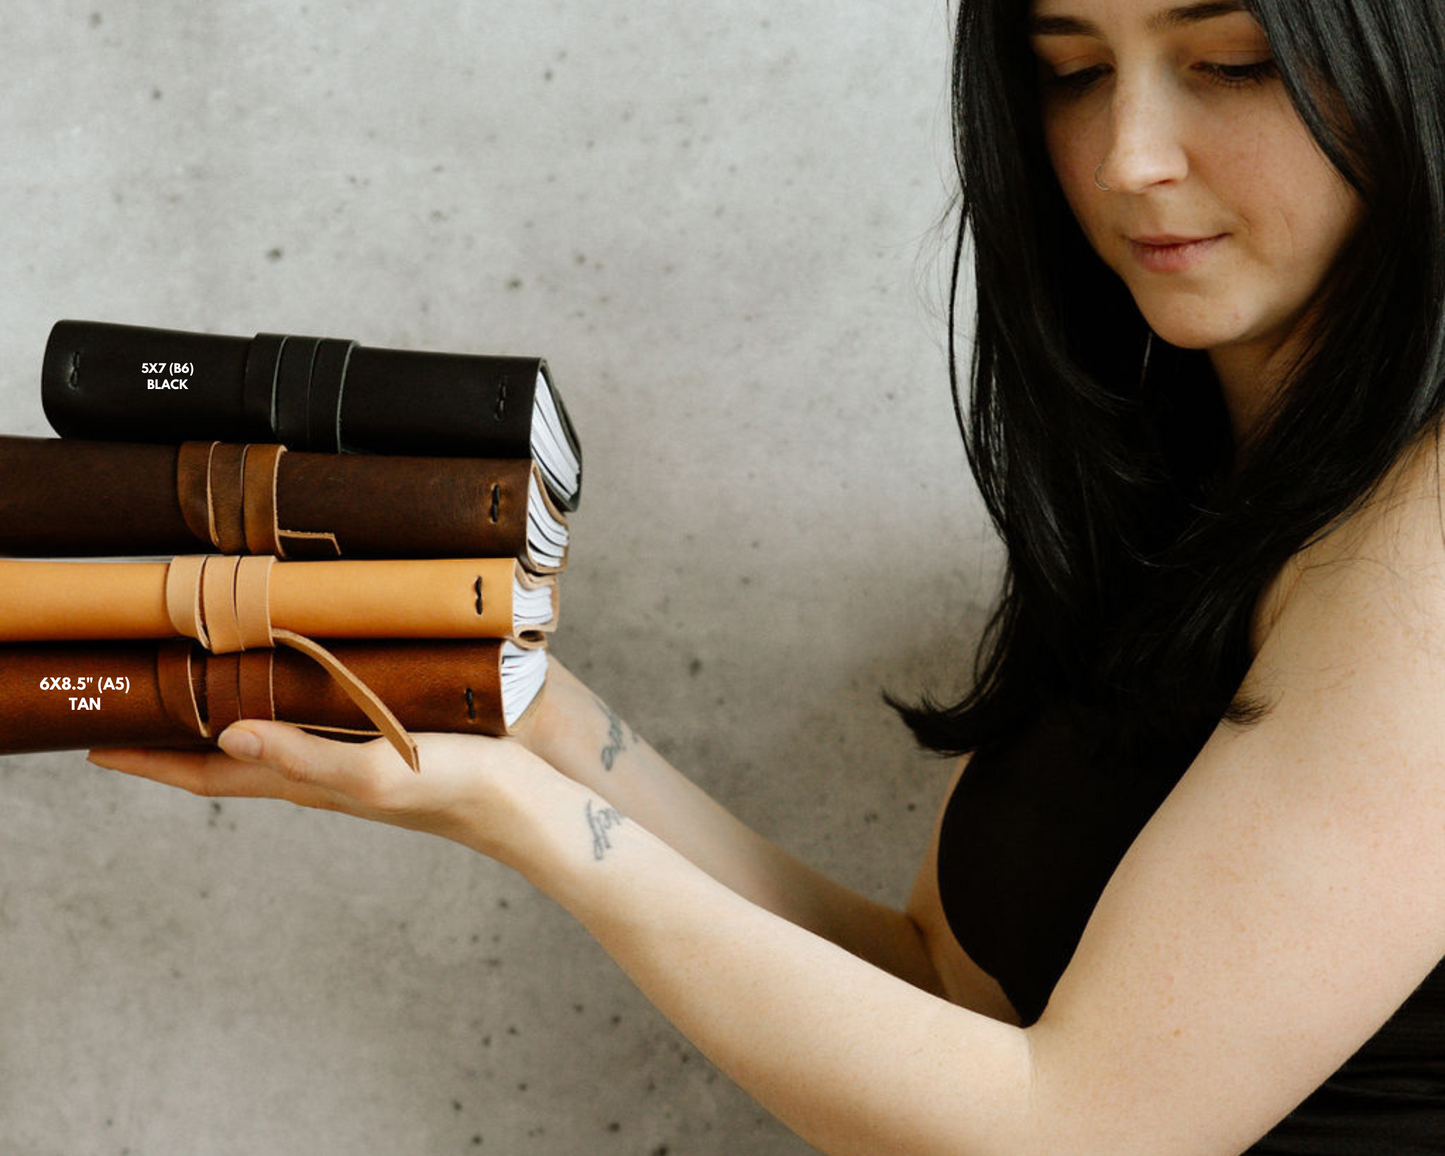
[1094,78,1190,193]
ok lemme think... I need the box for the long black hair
[892,0,1445,760]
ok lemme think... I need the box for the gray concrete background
[0,3,997,1153]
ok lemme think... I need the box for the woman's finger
[85,741,324,805]
[217,720,396,798]
[88,721,397,810]
[88,725,534,844]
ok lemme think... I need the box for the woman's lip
[1133,234,1211,245]
[1127,234,1225,273]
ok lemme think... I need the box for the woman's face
[1030,0,1361,386]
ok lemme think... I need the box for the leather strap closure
[236,650,275,722]
[200,555,244,652]
[242,444,285,556]
[275,337,323,447]
[307,339,356,453]
[271,629,418,770]
[156,640,206,738]
[161,554,420,771]
[175,440,340,559]
[243,333,287,440]
[209,444,248,553]
[165,554,211,649]
[208,652,245,734]
[176,441,219,549]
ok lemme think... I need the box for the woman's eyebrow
[1030,1,1249,37]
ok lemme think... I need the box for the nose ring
[1093,163,1112,192]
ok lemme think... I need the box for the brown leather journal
[0,639,547,754]
[0,435,568,571]
[0,555,558,770]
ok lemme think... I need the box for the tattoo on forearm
[593,696,638,771]
[585,799,625,860]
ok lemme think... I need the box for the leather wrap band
[158,554,419,769]
[307,339,355,454]
[156,640,204,736]
[176,440,218,548]
[209,444,248,554]
[242,444,286,556]
[164,555,210,648]
[174,440,339,560]
[243,333,287,438]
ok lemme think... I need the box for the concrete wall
[0,3,996,1152]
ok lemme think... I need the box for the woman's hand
[87,722,559,863]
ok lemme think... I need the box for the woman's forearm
[520,662,944,995]
[483,767,1034,1156]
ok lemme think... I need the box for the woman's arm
[511,661,945,995]
[483,514,1445,1154]
[95,722,1035,1155]
[505,456,1445,1154]
[95,537,1442,1156]
[88,456,1445,1156]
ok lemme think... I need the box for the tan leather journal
[0,556,557,645]
[0,640,547,754]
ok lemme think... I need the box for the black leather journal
[42,319,583,510]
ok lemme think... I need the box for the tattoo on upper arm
[593,696,638,771]
[585,798,625,860]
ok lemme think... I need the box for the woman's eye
[1040,56,1278,97]
[1195,59,1279,87]
[1046,64,1109,94]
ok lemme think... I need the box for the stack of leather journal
[0,320,584,770]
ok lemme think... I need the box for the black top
[936,702,1445,1153]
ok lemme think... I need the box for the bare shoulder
[1240,426,1445,816]
[1253,427,1445,663]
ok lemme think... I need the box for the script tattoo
[593,696,638,771]
[585,799,625,861]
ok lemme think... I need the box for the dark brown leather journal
[0,435,568,570]
[0,639,546,754]
[42,319,583,510]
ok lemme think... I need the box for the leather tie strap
[165,554,211,649]
[176,441,220,549]
[270,629,419,769]
[209,444,249,553]
[208,650,245,736]
[200,555,245,653]
[156,641,206,738]
[236,650,276,723]
[161,555,420,771]
[175,440,341,559]
[242,443,286,556]
[243,444,342,558]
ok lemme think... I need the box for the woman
[89,0,1444,1152]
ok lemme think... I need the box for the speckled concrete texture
[0,3,995,1153]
